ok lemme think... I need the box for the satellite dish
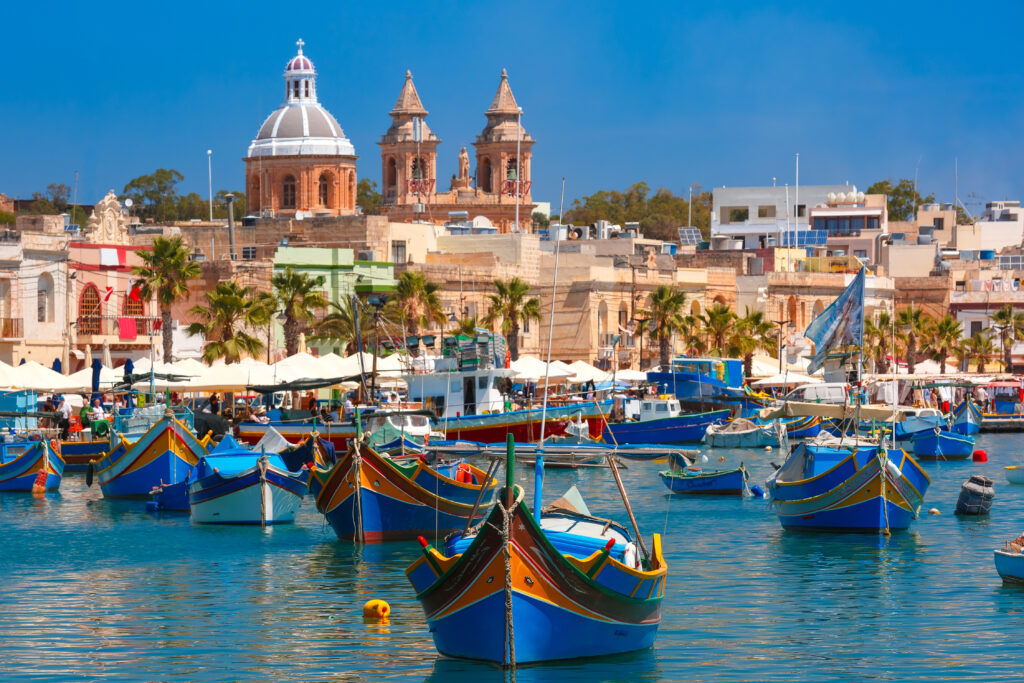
[124,198,134,207]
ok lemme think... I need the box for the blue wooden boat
[659,452,747,495]
[309,440,496,542]
[189,435,310,525]
[779,414,823,439]
[766,442,930,532]
[951,397,982,435]
[995,536,1024,584]
[911,429,974,461]
[892,408,945,440]
[60,439,111,471]
[0,439,63,492]
[603,404,730,444]
[646,356,762,416]
[91,411,206,499]
[405,486,666,664]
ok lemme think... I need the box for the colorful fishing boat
[309,439,496,542]
[892,407,945,440]
[0,439,63,492]
[90,409,206,499]
[766,440,930,532]
[705,418,780,448]
[405,478,666,664]
[602,399,729,444]
[659,453,747,495]
[778,414,823,439]
[188,435,310,525]
[646,356,762,416]
[60,438,111,471]
[951,397,982,435]
[911,429,974,461]
[995,549,1024,585]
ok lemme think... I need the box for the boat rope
[350,443,364,543]
[878,448,891,537]
[258,454,268,528]
[434,465,440,548]
[497,497,519,672]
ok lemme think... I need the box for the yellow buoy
[363,599,391,620]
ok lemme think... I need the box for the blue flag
[804,268,865,374]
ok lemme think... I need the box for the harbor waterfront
[4,433,1024,681]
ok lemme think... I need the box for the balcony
[0,318,23,338]
[76,315,158,341]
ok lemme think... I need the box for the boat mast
[534,177,565,516]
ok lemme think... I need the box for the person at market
[342,396,355,421]
[57,396,72,440]
[89,398,106,422]
[208,393,220,415]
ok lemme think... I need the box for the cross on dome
[286,38,314,73]
[296,38,305,53]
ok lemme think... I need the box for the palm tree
[391,271,443,356]
[989,304,1024,371]
[895,307,931,374]
[863,312,895,374]
[272,268,328,357]
[701,303,736,355]
[132,236,201,362]
[729,307,776,377]
[961,332,996,373]
[482,277,541,361]
[312,298,376,355]
[637,285,687,370]
[928,315,963,374]
[455,315,479,337]
[186,282,271,364]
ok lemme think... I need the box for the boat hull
[95,417,204,499]
[995,549,1024,584]
[768,445,930,532]
[189,465,308,524]
[603,409,729,444]
[406,486,666,665]
[60,439,111,470]
[912,430,974,460]
[893,414,944,440]
[1005,466,1024,485]
[951,399,982,435]
[0,441,64,492]
[706,425,779,448]
[310,444,495,543]
[659,467,745,495]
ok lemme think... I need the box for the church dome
[246,40,356,159]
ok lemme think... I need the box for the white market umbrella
[10,361,83,392]
[511,355,573,382]
[67,365,120,390]
[614,369,648,383]
[567,360,612,384]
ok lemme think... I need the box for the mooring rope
[258,454,268,528]
[498,497,518,672]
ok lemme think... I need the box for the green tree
[272,268,328,357]
[961,332,995,373]
[563,183,713,240]
[864,312,895,374]
[454,315,479,337]
[865,178,935,221]
[175,192,206,220]
[122,168,184,222]
[532,210,550,231]
[187,281,271,364]
[988,304,1024,371]
[357,178,381,215]
[701,302,737,355]
[729,307,776,378]
[637,285,687,370]
[927,315,963,374]
[390,271,443,356]
[895,307,932,374]
[213,190,247,220]
[482,277,541,361]
[0,210,15,226]
[131,236,201,362]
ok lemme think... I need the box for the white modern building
[711,184,855,249]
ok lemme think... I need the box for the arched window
[690,300,702,317]
[318,173,331,206]
[37,272,54,323]
[385,157,397,189]
[79,284,101,335]
[479,158,492,193]
[123,292,147,334]
[411,157,426,180]
[282,175,296,209]
[304,80,310,98]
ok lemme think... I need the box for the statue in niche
[458,147,470,179]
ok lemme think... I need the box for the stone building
[244,40,358,218]
[379,69,535,233]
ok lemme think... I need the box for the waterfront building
[378,69,535,233]
[711,184,854,250]
[244,40,358,218]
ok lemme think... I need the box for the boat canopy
[759,400,905,422]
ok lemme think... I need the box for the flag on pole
[103,286,114,301]
[804,267,866,374]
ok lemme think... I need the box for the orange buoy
[973,449,988,463]
[31,468,48,494]
[456,462,472,483]
[363,599,391,620]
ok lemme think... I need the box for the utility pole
[773,318,792,373]
[207,150,214,222]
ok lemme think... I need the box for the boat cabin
[637,397,682,422]
[646,357,745,401]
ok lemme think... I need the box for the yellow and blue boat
[406,483,665,663]
[91,410,205,499]
[767,440,930,532]
[0,439,63,491]
[951,397,982,435]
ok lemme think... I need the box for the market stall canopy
[511,355,573,382]
[331,352,380,378]
[375,353,411,376]
[751,372,822,387]
[566,360,612,384]
[759,400,905,422]
[67,365,120,389]
[171,358,207,375]
[271,352,337,381]
[614,369,648,383]
[10,361,83,392]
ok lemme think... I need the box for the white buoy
[765,446,773,452]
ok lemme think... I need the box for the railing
[76,315,159,338]
[0,318,23,338]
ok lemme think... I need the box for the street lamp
[207,150,213,222]
[773,318,792,373]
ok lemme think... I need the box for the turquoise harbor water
[4,435,1024,682]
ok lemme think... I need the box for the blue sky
[3,1,1023,213]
